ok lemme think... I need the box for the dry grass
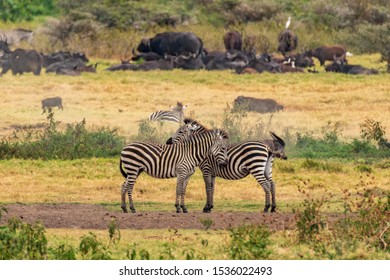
[1,158,389,213]
[0,56,389,142]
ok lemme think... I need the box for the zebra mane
[211,129,229,139]
[183,118,207,129]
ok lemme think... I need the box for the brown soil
[0,203,304,231]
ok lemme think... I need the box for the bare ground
[0,203,306,231]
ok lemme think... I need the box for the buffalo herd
[0,25,387,76]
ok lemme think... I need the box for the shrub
[0,109,125,160]
[79,232,111,260]
[228,224,272,259]
[0,217,48,260]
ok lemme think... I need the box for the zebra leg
[180,176,192,213]
[203,175,215,213]
[252,170,271,213]
[265,155,277,213]
[122,173,138,213]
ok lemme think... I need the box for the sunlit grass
[1,158,389,213]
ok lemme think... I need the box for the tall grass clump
[0,109,125,160]
[293,179,389,259]
[228,224,272,259]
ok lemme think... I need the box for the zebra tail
[119,158,127,178]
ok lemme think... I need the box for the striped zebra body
[0,29,34,46]
[120,129,228,213]
[167,118,286,213]
[148,110,183,123]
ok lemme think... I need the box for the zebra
[119,129,229,213]
[148,102,187,123]
[0,28,34,46]
[166,118,287,213]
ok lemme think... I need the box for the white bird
[285,16,291,29]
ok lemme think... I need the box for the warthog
[233,96,284,113]
[42,96,63,113]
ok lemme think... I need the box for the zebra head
[270,132,287,160]
[209,129,229,167]
[166,118,206,144]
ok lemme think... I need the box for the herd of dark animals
[1,17,388,76]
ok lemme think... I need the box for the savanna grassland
[1,56,389,259]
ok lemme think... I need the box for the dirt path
[1,203,300,230]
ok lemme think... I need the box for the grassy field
[1,54,389,259]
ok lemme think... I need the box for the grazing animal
[223,31,243,51]
[233,96,284,113]
[0,28,34,46]
[119,129,229,213]
[277,17,298,56]
[305,45,351,66]
[325,55,378,75]
[136,32,204,58]
[1,48,43,75]
[149,102,187,123]
[166,118,287,213]
[41,96,63,112]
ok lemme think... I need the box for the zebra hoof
[121,205,128,213]
[271,206,276,213]
[181,206,188,213]
[263,205,271,213]
[131,208,136,213]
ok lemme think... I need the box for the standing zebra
[166,118,287,213]
[0,28,34,46]
[119,129,229,213]
[149,102,187,123]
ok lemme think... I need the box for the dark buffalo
[223,31,242,51]
[201,50,225,65]
[45,58,87,73]
[105,60,138,71]
[131,50,162,62]
[285,53,314,68]
[244,57,281,73]
[206,51,250,70]
[1,48,43,75]
[56,63,97,76]
[172,54,205,70]
[305,45,350,66]
[325,55,378,75]
[136,59,174,71]
[233,96,284,113]
[42,51,89,67]
[277,30,298,56]
[136,32,204,58]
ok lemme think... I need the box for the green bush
[0,0,56,22]
[228,224,272,259]
[0,110,125,160]
[0,217,48,260]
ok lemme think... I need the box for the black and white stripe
[148,102,187,123]
[119,129,228,213]
[0,28,34,46]
[166,118,287,213]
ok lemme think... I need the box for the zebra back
[120,128,228,178]
[149,102,187,123]
[0,29,34,46]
